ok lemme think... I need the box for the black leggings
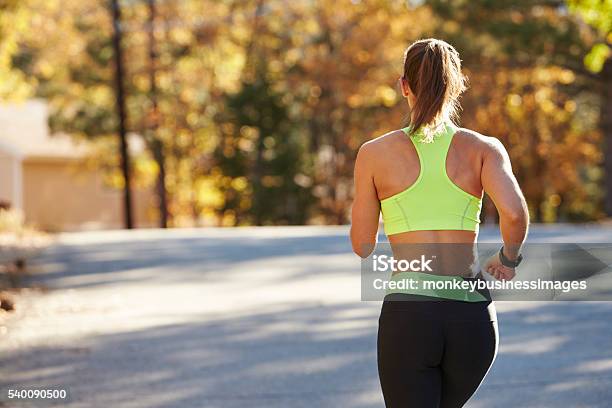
[377,294,498,408]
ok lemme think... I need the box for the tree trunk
[602,57,612,216]
[110,0,134,229]
[147,0,168,228]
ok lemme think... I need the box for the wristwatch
[499,246,523,268]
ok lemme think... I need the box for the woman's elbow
[350,229,376,258]
[500,204,529,225]
[351,244,368,258]
[352,243,375,258]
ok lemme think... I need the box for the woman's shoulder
[454,127,506,153]
[354,130,408,174]
[358,129,410,155]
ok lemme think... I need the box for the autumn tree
[428,0,604,222]
[3,0,610,226]
[568,0,612,215]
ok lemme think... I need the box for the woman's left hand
[482,253,516,281]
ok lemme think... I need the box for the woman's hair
[402,38,467,142]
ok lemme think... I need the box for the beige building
[0,99,156,231]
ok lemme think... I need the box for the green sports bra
[380,121,483,236]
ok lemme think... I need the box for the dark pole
[147,0,168,228]
[602,57,612,216]
[110,0,134,229]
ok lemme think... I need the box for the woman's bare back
[365,127,494,245]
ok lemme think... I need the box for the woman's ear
[399,77,410,98]
[399,77,406,97]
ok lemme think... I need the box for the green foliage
[0,0,34,99]
[584,43,611,72]
[568,0,612,72]
[215,73,313,225]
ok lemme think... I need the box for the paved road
[1,225,612,407]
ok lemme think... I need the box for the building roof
[0,99,89,160]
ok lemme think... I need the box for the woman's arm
[350,143,381,258]
[481,137,530,279]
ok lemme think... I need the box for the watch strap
[499,246,523,268]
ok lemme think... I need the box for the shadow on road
[2,300,612,407]
[28,233,353,290]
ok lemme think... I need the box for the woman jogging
[350,38,529,407]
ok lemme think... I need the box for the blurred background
[0,0,610,232]
[1,1,612,407]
